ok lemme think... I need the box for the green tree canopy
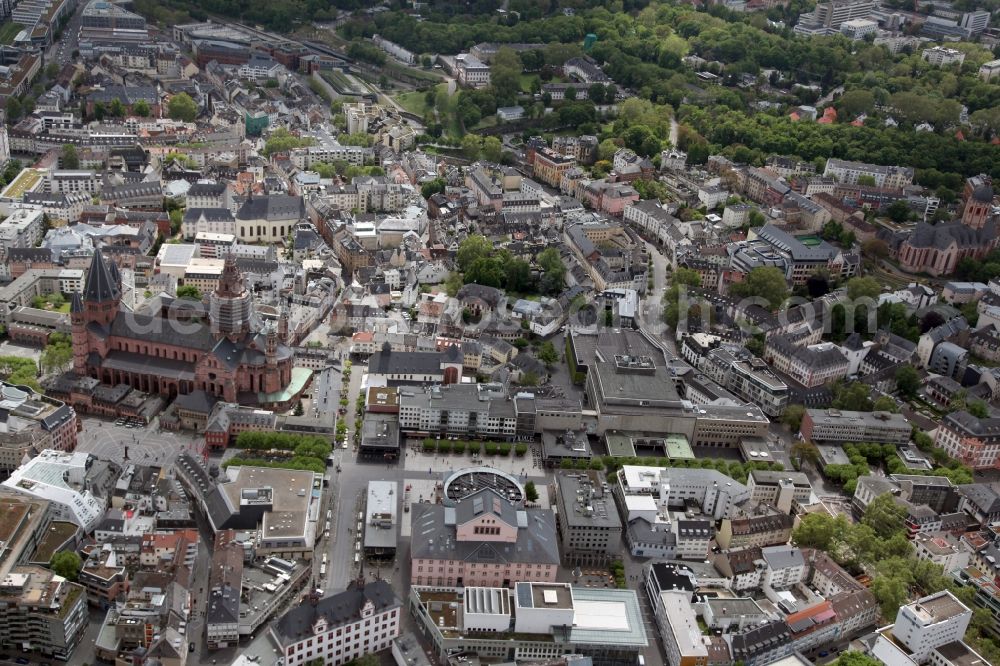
[61,144,79,169]
[729,266,789,310]
[50,551,82,582]
[167,92,198,122]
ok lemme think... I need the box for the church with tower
[67,249,309,411]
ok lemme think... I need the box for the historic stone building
[70,250,308,409]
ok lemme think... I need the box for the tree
[456,235,492,272]
[846,276,881,301]
[41,334,72,374]
[895,365,920,399]
[536,247,566,294]
[524,481,539,503]
[108,98,125,117]
[61,144,79,169]
[729,266,789,310]
[597,138,620,162]
[873,395,899,413]
[792,512,844,552]
[861,238,889,262]
[885,200,913,224]
[421,178,446,200]
[490,47,523,107]
[44,62,59,80]
[177,285,202,300]
[790,440,820,467]
[132,99,151,117]
[836,89,875,118]
[167,92,198,122]
[862,493,907,540]
[537,341,559,367]
[461,134,482,160]
[481,136,503,163]
[782,404,806,432]
[832,382,873,411]
[50,551,82,582]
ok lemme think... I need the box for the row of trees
[420,439,529,457]
[234,431,332,461]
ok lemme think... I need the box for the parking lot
[75,416,204,467]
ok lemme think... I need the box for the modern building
[746,470,813,512]
[0,565,88,660]
[174,453,323,559]
[616,466,751,521]
[0,382,77,474]
[409,583,648,666]
[0,494,55,580]
[363,481,398,560]
[410,487,559,587]
[271,581,401,666]
[800,408,911,445]
[554,471,623,566]
[1,449,116,532]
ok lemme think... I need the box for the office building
[554,471,623,565]
[800,408,911,445]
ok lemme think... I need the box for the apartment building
[823,158,914,189]
[271,581,401,666]
[717,508,795,549]
[801,408,912,445]
[700,346,790,417]
[531,147,577,188]
[206,529,243,650]
[0,566,88,661]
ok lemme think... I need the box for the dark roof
[236,194,305,222]
[184,207,235,223]
[272,582,400,648]
[369,347,443,376]
[187,182,227,197]
[84,250,121,302]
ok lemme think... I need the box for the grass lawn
[393,83,447,117]
[0,22,22,45]
[470,115,498,131]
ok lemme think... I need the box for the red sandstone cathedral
[69,250,308,410]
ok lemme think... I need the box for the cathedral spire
[83,249,121,303]
[216,253,245,299]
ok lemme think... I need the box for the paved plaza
[76,416,204,467]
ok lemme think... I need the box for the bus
[322,553,328,565]
[320,564,327,576]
